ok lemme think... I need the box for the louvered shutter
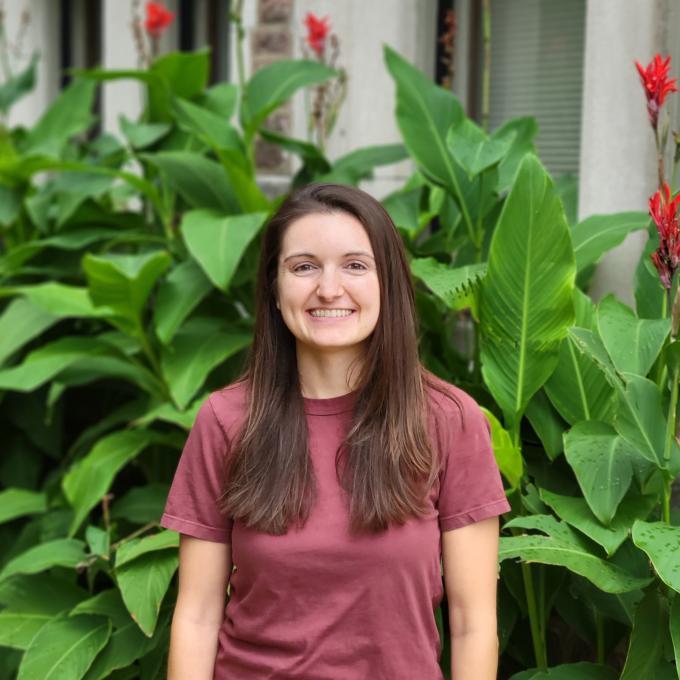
[488,0,586,177]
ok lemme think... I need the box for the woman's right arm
[167,534,232,680]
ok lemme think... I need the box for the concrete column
[288,0,438,198]
[579,0,680,305]
[5,0,60,129]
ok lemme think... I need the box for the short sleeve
[437,392,511,532]
[160,395,233,543]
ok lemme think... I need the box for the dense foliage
[0,44,678,680]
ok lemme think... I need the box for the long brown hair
[222,183,460,534]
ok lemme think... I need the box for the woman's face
[276,211,381,358]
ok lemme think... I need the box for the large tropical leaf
[17,614,111,680]
[501,515,651,593]
[83,250,171,337]
[619,589,671,680]
[0,539,87,583]
[62,429,158,535]
[671,596,680,675]
[0,53,37,114]
[161,317,251,409]
[571,212,649,271]
[153,259,212,345]
[509,662,618,680]
[242,60,335,141]
[480,154,575,428]
[410,258,487,309]
[447,118,512,178]
[384,45,464,191]
[596,295,669,376]
[180,210,267,291]
[116,550,178,637]
[563,421,637,524]
[540,488,655,556]
[0,488,46,525]
[632,521,680,593]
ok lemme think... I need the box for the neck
[296,344,365,399]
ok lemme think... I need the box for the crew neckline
[302,389,359,415]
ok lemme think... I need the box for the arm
[442,516,501,680]
[167,535,232,680]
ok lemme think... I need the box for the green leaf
[0,574,85,650]
[119,116,171,149]
[71,589,131,628]
[148,49,210,121]
[22,79,97,158]
[327,144,409,183]
[17,614,111,680]
[242,60,336,139]
[201,82,238,118]
[0,488,47,524]
[635,231,665,319]
[447,118,512,178]
[481,408,523,490]
[620,589,669,680]
[115,530,179,569]
[0,182,21,226]
[480,155,575,428]
[116,550,178,636]
[83,250,171,336]
[180,210,267,291]
[615,374,675,470]
[509,662,618,680]
[384,45,464,191]
[492,117,538,192]
[0,53,38,113]
[571,212,649,271]
[563,421,636,524]
[540,488,655,556]
[145,151,240,214]
[110,483,169,524]
[0,297,58,366]
[1,283,112,318]
[525,390,566,460]
[0,539,87,582]
[153,259,212,345]
[500,515,651,593]
[161,317,251,409]
[596,295,669,376]
[670,596,680,675]
[410,258,487,309]
[172,96,245,154]
[63,429,157,535]
[632,520,680,592]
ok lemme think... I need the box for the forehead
[280,211,373,256]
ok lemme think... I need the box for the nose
[316,266,344,299]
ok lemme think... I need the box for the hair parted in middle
[221,183,460,535]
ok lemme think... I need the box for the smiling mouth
[308,309,355,318]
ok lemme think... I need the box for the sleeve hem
[160,513,231,544]
[439,497,511,532]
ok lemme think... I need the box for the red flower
[304,12,330,58]
[144,2,175,39]
[649,182,680,289]
[635,54,678,130]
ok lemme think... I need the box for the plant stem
[595,610,605,664]
[520,561,548,669]
[481,0,491,132]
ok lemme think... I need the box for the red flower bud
[144,1,175,39]
[649,182,680,289]
[304,12,330,58]
[635,54,678,130]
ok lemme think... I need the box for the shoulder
[423,371,484,421]
[197,379,249,441]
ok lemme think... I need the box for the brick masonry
[253,0,294,174]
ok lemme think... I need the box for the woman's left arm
[442,515,502,680]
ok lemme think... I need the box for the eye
[292,263,315,273]
[346,261,368,271]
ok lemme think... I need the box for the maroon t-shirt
[160,376,510,680]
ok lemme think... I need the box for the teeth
[310,309,354,318]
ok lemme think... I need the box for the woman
[160,183,510,680]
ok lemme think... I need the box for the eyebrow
[282,251,375,262]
